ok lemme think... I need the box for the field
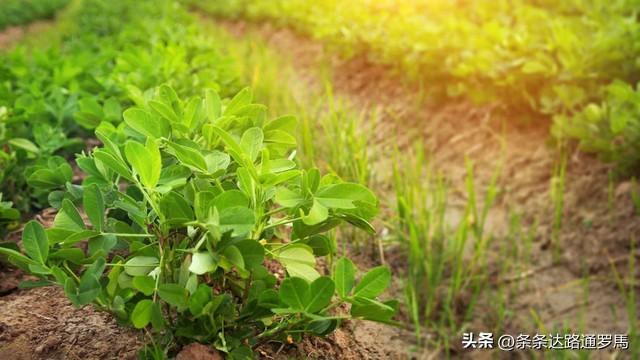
[0,0,639,359]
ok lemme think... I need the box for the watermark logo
[462,332,629,351]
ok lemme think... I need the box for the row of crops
[0,0,397,358]
[194,0,640,174]
[0,0,69,30]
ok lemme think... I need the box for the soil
[0,286,142,360]
[0,209,143,360]
[255,321,421,360]
[176,343,223,360]
[0,26,24,49]
[0,21,53,50]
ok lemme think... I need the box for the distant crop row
[0,0,237,219]
[194,0,640,174]
[0,0,396,358]
[0,0,69,30]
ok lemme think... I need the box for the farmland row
[192,0,640,174]
[0,0,69,31]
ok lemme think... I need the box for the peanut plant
[0,86,396,358]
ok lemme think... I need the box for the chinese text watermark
[462,332,629,351]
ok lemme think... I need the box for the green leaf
[209,126,244,163]
[150,301,164,329]
[0,246,37,269]
[124,256,159,276]
[149,100,179,124]
[194,191,216,223]
[94,150,134,181]
[22,221,49,264]
[158,164,191,189]
[306,276,335,313]
[205,89,221,120]
[279,277,309,310]
[353,266,390,299]
[53,199,85,231]
[184,97,204,131]
[277,245,319,282]
[264,115,297,133]
[117,272,133,289]
[158,84,180,110]
[235,240,264,271]
[106,263,122,297]
[55,230,100,247]
[302,199,328,225]
[189,284,212,316]
[64,279,78,306]
[236,167,256,200]
[27,164,72,190]
[307,319,338,336]
[123,108,170,139]
[240,127,263,162]
[306,235,332,256]
[132,276,156,296]
[205,151,231,174]
[264,130,296,147]
[104,97,121,122]
[258,289,280,308]
[610,110,629,134]
[159,191,194,224]
[50,248,85,264]
[76,273,101,305]
[9,138,39,153]
[350,298,398,323]
[18,279,52,289]
[224,87,252,116]
[125,139,161,189]
[158,283,188,308]
[334,257,355,299]
[213,190,249,211]
[83,183,104,232]
[265,159,297,173]
[222,245,245,271]
[315,183,377,215]
[189,252,218,275]
[131,299,154,328]
[275,187,305,208]
[166,141,207,172]
[219,206,255,236]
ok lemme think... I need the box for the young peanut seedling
[0,86,397,359]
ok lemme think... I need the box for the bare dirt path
[0,21,54,50]
[0,286,142,360]
[212,18,640,353]
[0,209,143,359]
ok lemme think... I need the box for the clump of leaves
[0,86,396,358]
[553,80,640,175]
[0,193,20,238]
[0,0,69,30]
[0,0,240,215]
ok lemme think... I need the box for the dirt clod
[177,343,224,360]
[0,286,142,360]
